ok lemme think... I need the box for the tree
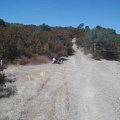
[38,23,51,31]
[96,25,102,29]
[0,19,6,27]
[77,23,84,29]
[85,26,90,33]
[83,27,114,50]
[106,28,116,34]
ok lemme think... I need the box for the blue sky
[0,0,120,34]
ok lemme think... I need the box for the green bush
[17,56,28,65]
[0,73,5,85]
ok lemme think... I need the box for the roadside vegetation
[0,18,82,96]
[0,19,120,96]
[1,19,120,63]
[0,19,81,65]
[76,25,120,60]
[0,63,16,98]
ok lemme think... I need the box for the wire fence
[96,50,120,53]
[95,49,120,61]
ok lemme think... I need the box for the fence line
[95,50,120,53]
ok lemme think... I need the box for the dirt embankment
[0,41,120,120]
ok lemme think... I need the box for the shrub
[14,56,28,65]
[0,66,17,98]
[0,73,5,85]
[0,85,17,98]
[28,55,50,64]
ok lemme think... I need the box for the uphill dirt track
[0,41,120,120]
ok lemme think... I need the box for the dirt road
[0,42,120,120]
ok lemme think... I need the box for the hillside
[0,41,120,120]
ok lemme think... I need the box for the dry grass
[28,55,50,65]
[14,55,50,65]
